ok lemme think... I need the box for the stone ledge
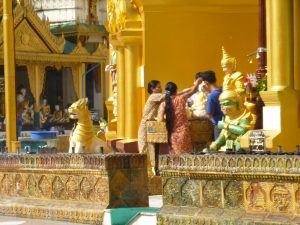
[159,154,300,175]
[0,153,149,224]
[0,153,147,170]
[158,207,300,225]
[0,197,104,224]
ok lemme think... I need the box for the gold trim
[161,170,300,182]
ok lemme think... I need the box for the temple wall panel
[143,7,259,91]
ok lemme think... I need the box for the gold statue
[62,108,70,123]
[68,98,108,153]
[22,100,34,125]
[205,90,255,152]
[51,105,63,123]
[221,46,246,107]
[187,82,208,118]
[40,99,51,123]
[221,46,257,125]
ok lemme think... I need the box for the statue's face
[55,105,60,110]
[20,88,26,95]
[221,63,233,75]
[220,100,239,116]
[17,94,24,103]
[68,98,89,119]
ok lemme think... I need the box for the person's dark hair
[195,72,203,80]
[202,70,216,84]
[164,82,177,145]
[147,80,160,94]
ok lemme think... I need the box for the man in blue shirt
[202,71,223,140]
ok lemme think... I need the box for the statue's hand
[210,142,218,151]
[203,142,217,153]
[218,121,225,129]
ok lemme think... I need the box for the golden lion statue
[68,98,108,154]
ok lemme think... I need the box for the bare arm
[180,78,202,99]
[177,87,193,96]
[157,103,165,122]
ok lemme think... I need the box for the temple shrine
[0,0,299,225]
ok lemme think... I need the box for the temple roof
[0,3,66,54]
[0,2,109,63]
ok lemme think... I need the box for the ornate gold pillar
[79,63,86,98]
[295,0,300,91]
[116,47,125,139]
[269,0,294,90]
[3,0,17,151]
[124,44,140,140]
[100,62,105,117]
[266,0,272,90]
[258,0,300,152]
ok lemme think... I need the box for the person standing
[202,70,223,140]
[159,79,202,154]
[138,80,164,176]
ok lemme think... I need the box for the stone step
[0,197,104,224]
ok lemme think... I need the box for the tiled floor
[0,195,163,225]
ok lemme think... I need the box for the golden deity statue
[205,90,255,152]
[221,46,246,108]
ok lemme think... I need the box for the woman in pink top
[159,79,202,154]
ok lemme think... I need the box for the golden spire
[222,46,231,61]
[221,46,236,69]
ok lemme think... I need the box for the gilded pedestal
[158,154,300,224]
[0,153,148,224]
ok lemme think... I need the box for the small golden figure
[62,108,70,123]
[40,99,51,124]
[22,100,34,125]
[51,105,63,123]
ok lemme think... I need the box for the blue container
[30,131,57,140]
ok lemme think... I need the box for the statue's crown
[221,46,236,69]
